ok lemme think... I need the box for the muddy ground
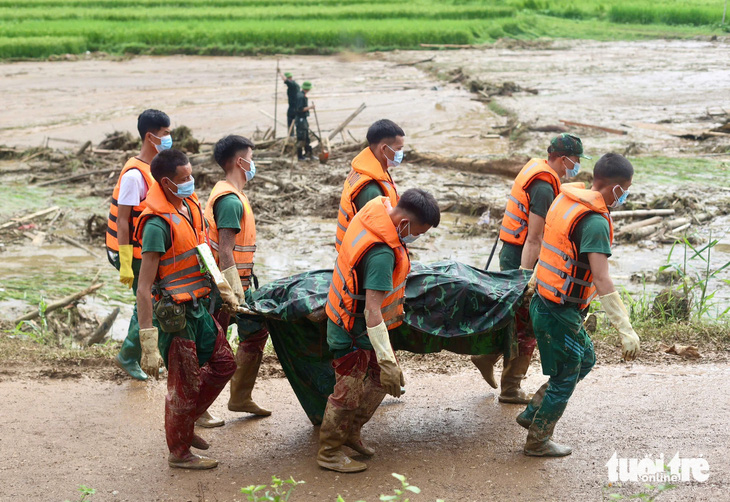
[1,39,730,501]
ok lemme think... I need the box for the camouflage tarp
[242,261,530,424]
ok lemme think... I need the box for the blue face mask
[240,158,256,182]
[565,157,580,178]
[610,185,630,208]
[398,221,420,244]
[386,144,404,168]
[152,133,173,153]
[166,176,195,199]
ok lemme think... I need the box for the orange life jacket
[499,158,561,246]
[326,197,411,335]
[335,147,399,251]
[135,182,211,304]
[535,185,614,309]
[203,181,257,291]
[106,157,155,259]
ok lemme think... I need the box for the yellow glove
[118,245,135,289]
[222,265,246,305]
[367,321,404,397]
[600,291,641,361]
[139,327,163,380]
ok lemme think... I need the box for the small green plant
[602,465,677,501]
[241,475,304,502]
[64,485,96,502]
[14,296,50,344]
[337,473,444,502]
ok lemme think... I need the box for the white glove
[217,275,240,315]
[600,291,640,361]
[222,265,247,305]
[367,321,404,397]
[519,265,537,297]
[139,327,163,380]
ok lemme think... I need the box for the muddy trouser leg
[347,350,386,456]
[228,328,271,414]
[117,304,142,367]
[165,326,235,459]
[318,349,369,472]
[499,302,538,403]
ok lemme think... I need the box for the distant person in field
[334,119,404,252]
[106,109,171,382]
[295,81,315,160]
[278,69,299,136]
[135,149,238,470]
[472,134,590,405]
[517,153,640,457]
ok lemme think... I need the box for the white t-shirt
[117,168,149,207]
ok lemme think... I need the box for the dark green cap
[302,81,312,90]
[547,133,591,159]
[284,72,292,78]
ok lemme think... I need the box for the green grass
[0,0,726,59]
[576,156,730,186]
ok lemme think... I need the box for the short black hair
[150,149,189,183]
[366,119,405,145]
[397,188,440,228]
[137,109,170,140]
[213,135,255,169]
[593,153,634,184]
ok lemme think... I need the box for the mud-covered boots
[516,381,548,429]
[345,381,385,456]
[317,403,367,473]
[471,353,501,389]
[499,354,534,404]
[195,410,225,428]
[228,346,271,416]
[523,418,572,457]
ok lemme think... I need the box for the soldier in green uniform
[278,69,300,136]
[516,153,640,457]
[295,81,314,160]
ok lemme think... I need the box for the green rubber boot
[114,306,148,381]
[516,381,549,429]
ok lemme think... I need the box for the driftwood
[87,307,120,345]
[328,103,366,141]
[616,216,663,235]
[611,209,675,219]
[54,234,100,257]
[36,167,118,187]
[420,43,473,49]
[0,206,61,231]
[15,283,104,323]
[395,56,435,67]
[407,151,529,178]
[76,140,92,157]
[560,120,627,135]
[621,212,716,241]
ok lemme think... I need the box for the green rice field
[0,0,727,59]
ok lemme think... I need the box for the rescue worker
[278,69,299,136]
[135,149,238,470]
[106,109,171,381]
[335,119,404,251]
[517,153,640,457]
[319,188,441,473]
[295,81,314,160]
[472,134,589,404]
[204,135,271,417]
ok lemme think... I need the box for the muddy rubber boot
[317,404,367,473]
[345,382,385,457]
[228,348,271,416]
[115,314,148,381]
[498,354,534,404]
[191,434,210,450]
[470,353,501,389]
[195,410,225,428]
[516,382,549,429]
[168,452,218,470]
[523,420,572,457]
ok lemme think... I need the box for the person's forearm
[137,288,153,329]
[594,275,616,297]
[218,229,237,270]
[117,217,131,246]
[520,238,541,269]
[364,305,384,328]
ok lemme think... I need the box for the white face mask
[398,220,419,244]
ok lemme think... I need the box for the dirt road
[1,360,728,501]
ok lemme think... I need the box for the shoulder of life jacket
[203,181,257,291]
[106,157,155,259]
[535,186,613,309]
[136,183,211,305]
[499,158,561,246]
[335,148,399,252]
[327,197,411,335]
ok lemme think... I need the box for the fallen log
[407,151,529,178]
[0,206,61,231]
[616,216,663,235]
[622,212,715,240]
[15,283,104,323]
[611,209,675,219]
[54,234,101,257]
[328,103,366,141]
[87,307,120,345]
[420,43,473,49]
[395,56,435,66]
[560,120,627,135]
[35,167,118,187]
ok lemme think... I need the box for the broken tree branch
[15,283,104,323]
[87,307,120,345]
[406,151,529,179]
[0,206,61,231]
[36,168,118,187]
[559,120,627,135]
[328,103,366,141]
[610,209,675,219]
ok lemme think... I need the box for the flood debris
[14,282,104,324]
[661,343,701,359]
